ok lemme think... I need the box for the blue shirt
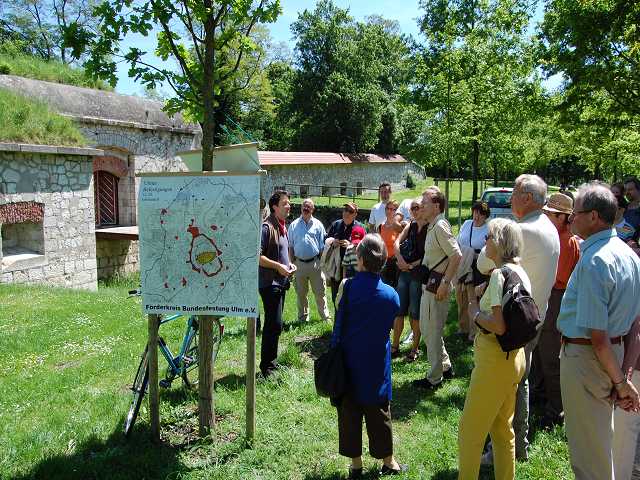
[288,216,326,260]
[558,229,640,338]
[331,272,400,404]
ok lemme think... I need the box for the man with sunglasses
[558,182,640,480]
[326,202,365,305]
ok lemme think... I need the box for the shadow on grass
[432,468,459,480]
[295,331,333,361]
[12,422,187,480]
[302,467,379,480]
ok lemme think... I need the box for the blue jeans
[396,271,421,319]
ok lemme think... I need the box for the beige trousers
[560,342,623,480]
[419,288,452,385]
[613,370,640,480]
[294,258,330,322]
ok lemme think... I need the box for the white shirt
[369,201,387,228]
[397,198,414,222]
[457,219,489,251]
[518,210,560,320]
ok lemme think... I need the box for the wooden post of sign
[148,314,160,442]
[246,316,257,444]
[198,314,216,436]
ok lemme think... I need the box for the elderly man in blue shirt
[288,198,331,323]
[558,182,640,480]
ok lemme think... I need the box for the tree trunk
[471,127,480,201]
[201,15,217,171]
[198,11,217,437]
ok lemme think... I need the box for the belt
[561,335,622,345]
[295,255,319,263]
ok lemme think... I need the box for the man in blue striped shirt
[558,182,640,480]
[288,198,330,323]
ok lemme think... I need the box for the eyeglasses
[569,209,594,217]
[385,206,397,211]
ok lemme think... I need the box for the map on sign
[138,174,260,317]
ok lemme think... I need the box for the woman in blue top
[331,233,405,478]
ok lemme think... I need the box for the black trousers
[336,394,393,459]
[259,285,286,375]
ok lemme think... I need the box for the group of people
[257,176,640,479]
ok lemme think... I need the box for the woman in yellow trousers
[458,218,528,480]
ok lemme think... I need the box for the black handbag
[314,280,351,398]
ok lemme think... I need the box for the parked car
[480,187,514,219]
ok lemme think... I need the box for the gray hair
[302,198,315,208]
[576,182,617,225]
[356,233,387,273]
[515,174,547,206]
[487,218,523,264]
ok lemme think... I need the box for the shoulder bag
[314,280,352,398]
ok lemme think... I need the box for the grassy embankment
[0,52,108,146]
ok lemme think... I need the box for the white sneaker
[480,450,494,466]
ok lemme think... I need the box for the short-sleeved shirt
[288,216,326,260]
[554,229,581,290]
[558,229,640,339]
[397,198,414,222]
[369,201,387,229]
[259,223,290,289]
[457,219,489,252]
[618,207,640,243]
[480,263,532,313]
[518,210,560,320]
[422,213,461,273]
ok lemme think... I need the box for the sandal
[391,346,401,358]
[405,349,419,362]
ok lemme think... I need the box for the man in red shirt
[536,193,581,427]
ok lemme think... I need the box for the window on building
[300,184,309,198]
[94,170,119,226]
[321,185,330,196]
[0,202,46,271]
[356,181,363,195]
[340,182,347,196]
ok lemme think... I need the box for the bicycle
[123,289,224,437]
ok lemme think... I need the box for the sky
[114,0,560,97]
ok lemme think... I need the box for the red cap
[350,225,366,245]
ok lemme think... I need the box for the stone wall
[261,161,421,199]
[96,238,139,279]
[0,144,102,290]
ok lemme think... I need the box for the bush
[0,88,87,145]
[0,63,10,75]
[406,172,417,189]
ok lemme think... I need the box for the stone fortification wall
[0,144,101,290]
[261,161,418,198]
[96,238,139,279]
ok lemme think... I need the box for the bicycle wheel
[182,317,223,389]
[124,346,149,437]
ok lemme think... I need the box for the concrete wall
[0,145,102,290]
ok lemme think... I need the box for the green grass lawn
[0,276,571,479]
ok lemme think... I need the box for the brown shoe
[405,349,419,362]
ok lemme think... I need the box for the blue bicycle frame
[157,314,198,383]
